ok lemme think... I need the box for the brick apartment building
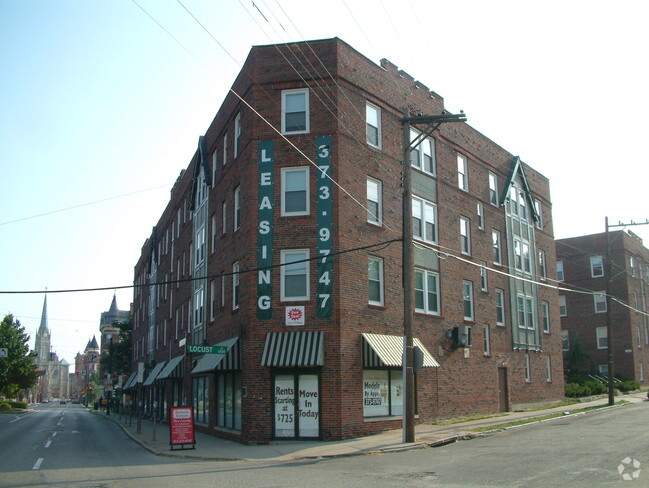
[129,38,564,444]
[557,231,649,383]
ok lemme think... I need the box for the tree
[99,319,132,383]
[0,314,39,398]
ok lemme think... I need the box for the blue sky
[1,0,647,361]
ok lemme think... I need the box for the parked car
[59,399,67,404]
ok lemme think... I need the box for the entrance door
[273,373,320,439]
[498,367,509,412]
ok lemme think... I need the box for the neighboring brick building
[557,231,649,383]
[129,38,564,444]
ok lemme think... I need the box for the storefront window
[216,371,242,431]
[192,375,210,424]
[363,370,402,417]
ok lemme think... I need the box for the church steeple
[38,295,49,335]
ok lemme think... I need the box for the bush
[565,383,590,397]
[617,380,640,392]
[584,380,607,395]
[0,403,11,412]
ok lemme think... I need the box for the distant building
[557,230,649,383]
[73,336,100,401]
[130,38,564,444]
[99,295,130,394]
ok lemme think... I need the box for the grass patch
[430,413,509,426]
[470,401,626,433]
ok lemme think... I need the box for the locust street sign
[0,348,7,358]
[187,344,228,355]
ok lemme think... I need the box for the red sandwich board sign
[169,406,195,450]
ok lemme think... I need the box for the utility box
[452,326,471,348]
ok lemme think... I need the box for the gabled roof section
[189,136,212,211]
[501,156,540,223]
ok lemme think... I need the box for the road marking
[32,458,43,470]
[52,432,57,437]
[44,440,51,448]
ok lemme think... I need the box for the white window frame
[546,356,552,382]
[410,129,436,176]
[366,102,381,149]
[463,280,474,321]
[281,88,309,134]
[596,326,608,349]
[232,262,240,310]
[477,202,484,230]
[460,217,471,255]
[496,288,505,326]
[542,301,550,333]
[281,249,310,301]
[234,112,242,158]
[480,263,488,292]
[557,261,564,281]
[210,280,216,321]
[539,250,547,281]
[525,354,531,382]
[211,214,217,253]
[223,132,228,166]
[222,201,227,235]
[590,256,604,278]
[233,185,241,231]
[534,199,543,229]
[594,292,607,313]
[562,330,570,352]
[367,177,382,225]
[488,172,498,206]
[195,226,205,267]
[368,256,384,306]
[559,295,567,317]
[492,230,502,265]
[281,167,310,216]
[483,324,491,356]
[412,196,438,244]
[457,153,468,191]
[415,268,441,316]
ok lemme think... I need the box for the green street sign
[187,344,228,355]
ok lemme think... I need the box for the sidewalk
[95,391,648,462]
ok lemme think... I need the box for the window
[557,261,564,281]
[211,214,217,253]
[483,324,491,356]
[539,250,547,280]
[457,153,468,191]
[410,130,436,175]
[460,217,471,255]
[546,356,552,382]
[216,372,242,430]
[598,364,609,376]
[368,257,384,306]
[488,172,498,206]
[562,330,569,352]
[412,197,437,243]
[212,150,218,183]
[281,250,309,301]
[542,301,550,333]
[192,376,210,425]
[415,269,440,315]
[194,287,204,328]
[195,226,205,266]
[480,263,488,292]
[223,133,228,166]
[517,295,535,330]
[524,354,531,382]
[210,280,216,321]
[637,326,642,348]
[222,201,227,234]
[596,327,608,349]
[232,262,240,310]
[559,295,567,316]
[594,292,607,313]
[366,102,381,148]
[496,289,505,326]
[463,281,474,321]
[630,256,637,277]
[534,199,543,229]
[234,112,242,158]
[492,230,502,264]
[363,370,402,417]
[281,167,309,216]
[590,256,604,277]
[367,178,382,225]
[233,186,241,231]
[477,202,484,229]
[282,88,309,134]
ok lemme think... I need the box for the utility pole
[400,110,466,443]
[605,217,649,406]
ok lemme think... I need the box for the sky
[1,0,647,363]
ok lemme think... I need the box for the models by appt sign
[169,406,195,450]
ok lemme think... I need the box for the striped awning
[191,338,240,374]
[261,331,324,367]
[143,361,167,386]
[156,355,184,380]
[122,372,137,389]
[361,333,440,368]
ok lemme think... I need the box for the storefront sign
[187,344,228,354]
[257,140,274,319]
[169,406,195,449]
[316,136,333,318]
[285,306,305,326]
